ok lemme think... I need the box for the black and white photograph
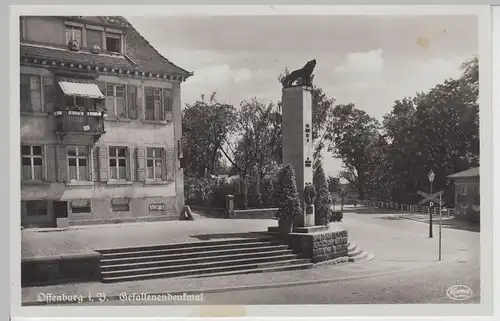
[10,4,493,318]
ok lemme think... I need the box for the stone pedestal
[282,86,314,228]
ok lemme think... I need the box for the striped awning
[57,77,105,99]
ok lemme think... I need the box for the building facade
[447,167,480,222]
[20,16,192,227]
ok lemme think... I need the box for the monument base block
[289,228,348,263]
[267,225,349,264]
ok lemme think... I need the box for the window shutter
[129,148,136,181]
[45,144,57,182]
[163,89,172,120]
[166,147,175,181]
[92,146,99,181]
[98,146,109,181]
[144,87,154,120]
[96,81,106,114]
[136,147,146,182]
[125,147,132,181]
[161,148,168,181]
[20,74,31,111]
[42,76,55,113]
[96,81,106,96]
[57,145,67,182]
[127,84,137,119]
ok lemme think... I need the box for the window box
[54,110,106,117]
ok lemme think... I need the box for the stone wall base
[21,253,101,287]
[286,229,348,263]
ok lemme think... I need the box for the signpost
[417,188,444,261]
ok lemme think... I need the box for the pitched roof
[447,167,480,179]
[20,16,192,77]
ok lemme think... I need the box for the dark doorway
[53,201,68,227]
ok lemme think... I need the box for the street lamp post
[428,169,435,238]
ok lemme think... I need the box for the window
[105,33,121,53]
[111,198,130,212]
[109,147,127,180]
[147,148,164,180]
[65,26,82,45]
[21,145,43,181]
[67,146,88,181]
[86,29,103,49]
[145,87,172,121]
[460,185,467,195]
[20,74,42,112]
[105,83,126,118]
[65,96,86,108]
[71,199,91,214]
[26,200,47,216]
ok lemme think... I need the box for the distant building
[20,16,192,227]
[447,167,480,222]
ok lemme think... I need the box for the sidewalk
[22,218,276,260]
[22,259,436,305]
[399,213,480,232]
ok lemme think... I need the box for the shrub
[329,210,343,222]
[313,164,333,224]
[274,164,302,220]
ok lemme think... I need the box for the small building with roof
[447,166,480,222]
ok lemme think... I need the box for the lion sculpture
[282,59,316,88]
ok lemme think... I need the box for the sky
[126,15,478,177]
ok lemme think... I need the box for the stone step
[98,236,278,254]
[99,240,284,259]
[101,252,301,272]
[101,259,312,283]
[348,251,375,262]
[101,248,295,266]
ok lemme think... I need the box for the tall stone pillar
[281,86,314,228]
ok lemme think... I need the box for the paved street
[23,206,480,306]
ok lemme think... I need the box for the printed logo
[446,285,473,301]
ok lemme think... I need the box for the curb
[22,256,460,306]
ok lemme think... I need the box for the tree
[226,98,282,208]
[182,93,238,178]
[379,56,479,204]
[323,103,381,199]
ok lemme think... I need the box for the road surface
[94,209,480,305]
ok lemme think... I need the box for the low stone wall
[21,253,101,287]
[186,205,226,217]
[288,229,348,263]
[234,208,278,219]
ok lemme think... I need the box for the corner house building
[20,16,192,227]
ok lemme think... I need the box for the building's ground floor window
[71,199,92,214]
[25,200,47,216]
[111,198,130,212]
[149,202,165,212]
